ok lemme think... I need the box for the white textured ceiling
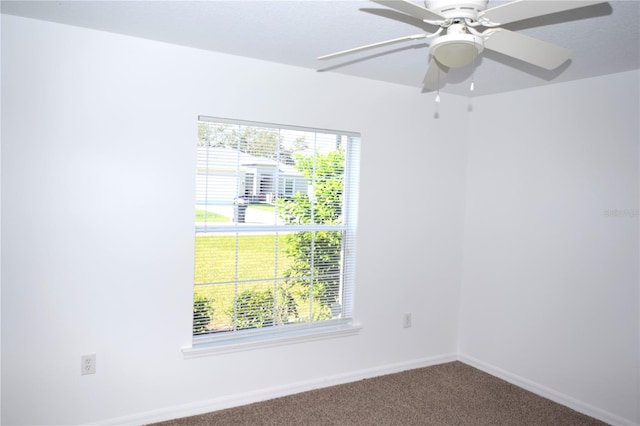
[2,0,639,96]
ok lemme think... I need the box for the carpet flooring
[150,361,608,425]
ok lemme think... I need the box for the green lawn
[248,203,276,212]
[194,234,293,283]
[195,209,230,223]
[195,204,274,223]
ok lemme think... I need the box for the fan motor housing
[425,0,488,20]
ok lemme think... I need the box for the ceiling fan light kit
[318,0,608,92]
[429,23,484,68]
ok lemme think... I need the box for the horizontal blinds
[194,117,360,339]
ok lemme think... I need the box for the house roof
[198,147,304,177]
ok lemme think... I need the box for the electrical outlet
[81,354,96,375]
[403,313,412,328]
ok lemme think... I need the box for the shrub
[234,289,275,330]
[232,287,299,330]
[193,293,214,335]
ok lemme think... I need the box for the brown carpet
[151,361,608,426]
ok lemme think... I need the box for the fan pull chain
[470,62,476,93]
[468,40,477,112]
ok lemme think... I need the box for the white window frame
[184,117,361,357]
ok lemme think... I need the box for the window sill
[182,322,362,358]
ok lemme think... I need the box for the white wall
[459,70,640,424]
[1,15,468,425]
[4,12,638,426]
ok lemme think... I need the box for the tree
[278,150,345,320]
[197,122,297,164]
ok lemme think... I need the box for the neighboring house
[196,147,309,205]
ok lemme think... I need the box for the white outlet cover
[81,354,96,375]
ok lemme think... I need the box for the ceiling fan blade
[360,8,438,31]
[479,0,607,26]
[318,33,427,60]
[370,0,446,22]
[483,28,570,70]
[423,58,448,90]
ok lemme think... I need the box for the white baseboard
[457,354,639,426]
[94,353,457,426]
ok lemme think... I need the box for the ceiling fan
[318,0,607,91]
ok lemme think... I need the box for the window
[193,116,360,346]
